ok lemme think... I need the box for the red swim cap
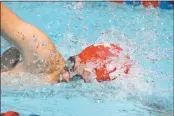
[78,43,131,82]
[3,111,20,116]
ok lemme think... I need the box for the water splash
[1,2,173,116]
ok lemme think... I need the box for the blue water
[1,2,173,116]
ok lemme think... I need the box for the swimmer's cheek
[81,70,91,83]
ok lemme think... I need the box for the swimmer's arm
[1,2,64,66]
[1,2,56,56]
[1,2,66,83]
[1,2,25,51]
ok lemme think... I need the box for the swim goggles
[65,56,76,72]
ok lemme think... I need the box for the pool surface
[1,2,173,116]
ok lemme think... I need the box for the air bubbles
[83,25,88,31]
[72,2,84,10]
[77,16,84,20]
[10,59,15,64]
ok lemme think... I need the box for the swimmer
[1,2,70,83]
[1,3,131,84]
[64,43,132,82]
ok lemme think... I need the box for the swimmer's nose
[64,72,70,82]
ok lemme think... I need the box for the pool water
[1,2,173,116]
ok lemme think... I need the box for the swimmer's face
[65,56,86,80]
